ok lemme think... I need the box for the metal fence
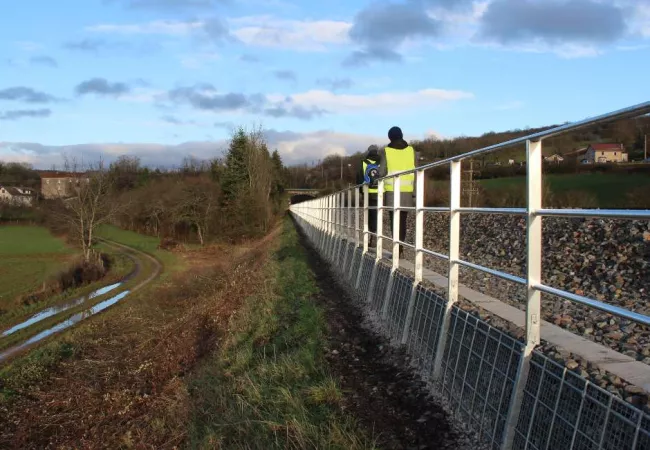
[290,102,650,450]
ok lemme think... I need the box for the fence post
[381,176,400,319]
[355,184,369,291]
[502,139,543,449]
[342,188,353,274]
[327,195,334,259]
[401,168,424,344]
[345,189,352,239]
[366,179,384,304]
[355,187,360,248]
[432,159,462,380]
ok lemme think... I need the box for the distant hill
[412,115,650,164]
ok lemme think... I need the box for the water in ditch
[0,289,130,363]
[0,282,123,338]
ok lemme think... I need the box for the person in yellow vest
[378,126,416,257]
[356,145,380,247]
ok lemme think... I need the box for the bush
[17,254,111,306]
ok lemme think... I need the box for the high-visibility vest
[384,146,415,193]
[362,159,379,194]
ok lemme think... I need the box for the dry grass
[0,222,372,449]
[0,226,280,449]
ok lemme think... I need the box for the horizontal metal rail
[534,284,650,326]
[456,258,527,285]
[537,208,650,219]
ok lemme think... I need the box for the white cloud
[86,16,352,51]
[0,128,384,168]
[271,88,473,114]
[265,129,381,163]
[179,51,221,68]
[424,129,445,140]
[86,20,202,35]
[116,87,166,103]
[628,3,650,38]
[14,41,43,52]
[229,16,351,51]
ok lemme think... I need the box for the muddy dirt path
[0,240,162,364]
[295,226,471,450]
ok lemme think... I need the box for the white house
[544,154,565,163]
[584,143,628,164]
[0,185,35,206]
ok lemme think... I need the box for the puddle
[0,290,130,363]
[1,283,122,338]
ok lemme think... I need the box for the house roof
[0,185,32,196]
[589,143,625,152]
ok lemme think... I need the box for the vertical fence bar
[363,184,369,253]
[347,189,352,240]
[356,184,369,291]
[382,176,400,319]
[392,176,402,269]
[376,179,384,258]
[327,194,334,258]
[341,188,353,275]
[401,168,425,344]
[502,139,543,449]
[432,159,462,380]
[366,180,384,304]
[355,187,360,247]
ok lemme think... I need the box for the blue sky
[0,0,649,168]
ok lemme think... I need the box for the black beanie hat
[388,126,403,141]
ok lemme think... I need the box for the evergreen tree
[221,127,249,202]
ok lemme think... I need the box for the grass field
[479,173,650,207]
[96,225,185,275]
[0,226,76,308]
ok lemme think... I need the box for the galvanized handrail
[291,101,650,449]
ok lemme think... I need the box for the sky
[0,0,649,168]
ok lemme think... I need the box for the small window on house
[614,152,617,156]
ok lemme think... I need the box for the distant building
[39,172,90,199]
[0,185,35,206]
[584,143,628,164]
[544,154,565,163]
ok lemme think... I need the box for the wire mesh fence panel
[357,254,376,302]
[370,263,391,316]
[341,241,355,280]
[348,248,363,287]
[513,351,650,450]
[438,307,522,449]
[405,285,447,380]
[385,271,415,342]
[637,415,650,450]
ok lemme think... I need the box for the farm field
[479,172,650,207]
[0,226,77,309]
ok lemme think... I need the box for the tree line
[285,116,650,190]
[2,127,288,262]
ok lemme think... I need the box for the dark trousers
[367,195,378,234]
[389,210,408,245]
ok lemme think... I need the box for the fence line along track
[290,101,650,450]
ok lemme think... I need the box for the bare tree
[53,157,124,262]
[172,177,220,246]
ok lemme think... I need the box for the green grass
[187,221,374,450]
[96,224,184,274]
[479,173,650,207]
[0,226,76,308]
